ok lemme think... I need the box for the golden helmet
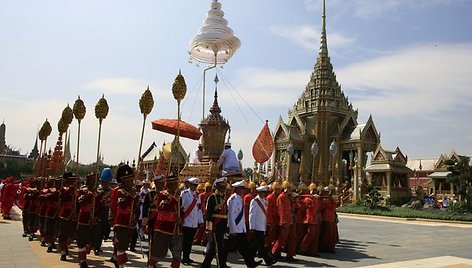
[204,182,212,189]
[248,181,256,189]
[308,183,317,191]
[178,183,185,190]
[271,181,282,190]
[282,180,292,189]
[197,183,204,191]
[297,182,307,191]
[260,181,267,187]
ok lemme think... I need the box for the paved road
[2,206,472,267]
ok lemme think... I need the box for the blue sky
[1,0,471,168]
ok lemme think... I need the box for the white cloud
[84,77,149,95]
[336,43,472,117]
[269,25,354,51]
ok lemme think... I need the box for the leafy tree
[445,156,472,207]
[363,184,384,209]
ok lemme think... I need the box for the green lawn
[337,204,472,222]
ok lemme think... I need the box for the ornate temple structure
[180,76,231,182]
[365,146,412,203]
[272,0,380,198]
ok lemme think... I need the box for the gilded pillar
[386,172,391,195]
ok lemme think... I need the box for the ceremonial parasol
[151,119,202,141]
[252,120,274,164]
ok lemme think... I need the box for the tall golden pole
[73,96,86,176]
[94,94,109,174]
[171,70,187,180]
[137,86,154,168]
[60,104,73,174]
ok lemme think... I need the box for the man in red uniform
[243,181,257,232]
[109,164,139,268]
[319,188,337,253]
[26,178,40,241]
[76,174,100,268]
[38,177,50,247]
[193,182,212,245]
[271,180,297,262]
[294,182,308,254]
[19,178,31,236]
[299,183,321,256]
[148,175,183,268]
[58,172,79,261]
[44,177,61,253]
[265,181,281,251]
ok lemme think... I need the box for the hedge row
[337,205,472,222]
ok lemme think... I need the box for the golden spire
[319,0,328,57]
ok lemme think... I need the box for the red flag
[252,120,274,164]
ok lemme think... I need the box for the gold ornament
[95,94,109,121]
[73,96,86,121]
[42,119,52,138]
[61,104,74,125]
[139,86,154,115]
[172,70,187,102]
[57,118,69,134]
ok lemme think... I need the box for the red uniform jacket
[266,192,279,225]
[59,186,76,220]
[112,188,139,228]
[295,194,308,224]
[199,191,211,216]
[38,188,50,217]
[321,197,337,222]
[154,190,182,235]
[276,191,293,225]
[27,188,39,214]
[243,192,256,224]
[303,195,321,224]
[77,189,95,225]
[45,188,61,218]
[17,184,28,210]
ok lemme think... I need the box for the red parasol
[252,120,274,164]
[151,119,202,140]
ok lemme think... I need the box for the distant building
[406,151,472,197]
[365,146,412,203]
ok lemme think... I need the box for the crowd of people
[1,165,339,268]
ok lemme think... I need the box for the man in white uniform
[180,177,203,265]
[189,144,203,164]
[249,185,276,266]
[227,180,262,268]
[218,143,241,176]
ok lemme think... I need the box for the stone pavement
[2,205,472,267]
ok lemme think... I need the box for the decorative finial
[319,0,328,56]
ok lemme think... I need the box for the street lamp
[310,139,318,183]
[329,139,337,182]
[286,143,294,180]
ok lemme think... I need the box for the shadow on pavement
[319,239,380,263]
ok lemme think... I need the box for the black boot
[60,254,67,261]
[79,261,89,268]
[22,232,28,237]
[47,245,53,253]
